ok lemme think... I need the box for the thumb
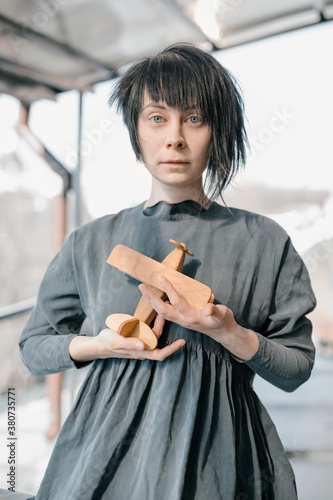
[202,303,215,318]
[123,336,145,351]
[110,330,145,351]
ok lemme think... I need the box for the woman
[19,43,316,499]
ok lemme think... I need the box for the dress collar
[142,200,211,220]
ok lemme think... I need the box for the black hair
[108,43,248,201]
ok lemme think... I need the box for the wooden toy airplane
[106,239,215,350]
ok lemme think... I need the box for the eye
[188,115,202,124]
[151,115,164,123]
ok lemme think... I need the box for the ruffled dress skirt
[34,329,296,500]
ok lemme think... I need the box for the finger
[202,303,229,326]
[138,283,170,316]
[152,314,165,339]
[157,276,190,313]
[108,330,145,351]
[202,303,218,320]
[145,339,186,361]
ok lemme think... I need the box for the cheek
[196,128,212,152]
[138,132,152,157]
[141,142,157,162]
[198,135,212,161]
[138,129,160,154]
[138,138,159,166]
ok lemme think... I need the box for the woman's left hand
[139,276,259,361]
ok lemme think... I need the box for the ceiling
[0,0,332,102]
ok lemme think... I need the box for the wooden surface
[105,313,158,350]
[134,241,191,325]
[107,244,214,309]
[105,314,139,337]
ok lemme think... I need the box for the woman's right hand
[69,314,186,363]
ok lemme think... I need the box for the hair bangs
[142,53,209,118]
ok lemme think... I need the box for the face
[137,94,212,195]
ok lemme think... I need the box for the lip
[161,160,190,164]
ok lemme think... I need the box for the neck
[144,179,210,209]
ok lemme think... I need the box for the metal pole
[68,90,84,407]
[75,91,83,228]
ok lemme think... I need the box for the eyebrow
[142,103,167,111]
[142,103,200,112]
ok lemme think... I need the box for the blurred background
[0,1,332,498]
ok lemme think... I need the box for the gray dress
[19,200,316,500]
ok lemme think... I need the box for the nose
[166,121,186,149]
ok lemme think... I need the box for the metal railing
[0,298,36,321]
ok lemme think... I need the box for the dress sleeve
[19,231,88,375]
[245,237,316,392]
